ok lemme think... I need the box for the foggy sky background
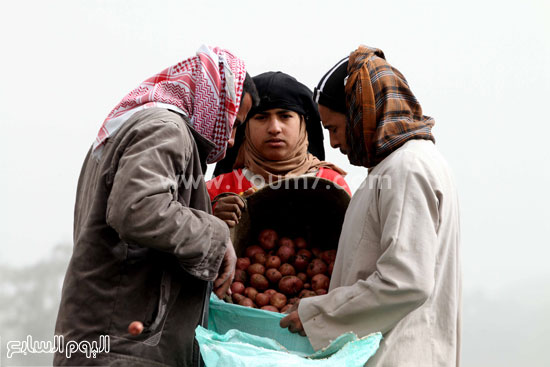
[1,0,549,365]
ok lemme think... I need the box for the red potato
[278,237,295,250]
[234,269,247,284]
[232,293,245,303]
[279,263,296,276]
[244,287,258,301]
[278,276,303,296]
[303,283,311,289]
[264,289,277,297]
[277,245,295,263]
[258,229,279,251]
[296,272,307,283]
[320,250,337,264]
[270,292,287,309]
[311,274,330,291]
[261,305,279,312]
[245,245,265,259]
[128,321,144,336]
[299,289,317,298]
[311,247,323,257]
[230,281,245,294]
[307,258,327,278]
[288,297,299,305]
[236,257,251,270]
[265,268,283,284]
[280,304,293,313]
[253,252,267,265]
[250,274,269,291]
[315,289,327,295]
[239,297,255,308]
[293,255,309,272]
[311,247,322,258]
[248,263,265,276]
[255,293,270,307]
[328,261,335,276]
[265,255,281,269]
[294,237,308,250]
[297,249,313,260]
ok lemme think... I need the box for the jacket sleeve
[106,117,229,282]
[298,153,440,350]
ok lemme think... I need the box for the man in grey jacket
[54,45,257,366]
[281,46,461,366]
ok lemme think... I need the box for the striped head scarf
[92,45,247,163]
[345,45,435,167]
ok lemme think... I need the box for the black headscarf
[213,71,325,176]
[313,57,349,114]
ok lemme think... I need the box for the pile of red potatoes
[230,229,336,313]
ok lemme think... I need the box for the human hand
[213,238,237,299]
[213,195,246,228]
[240,187,256,197]
[279,301,306,336]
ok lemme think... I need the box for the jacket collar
[180,114,217,173]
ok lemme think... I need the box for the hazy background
[1,0,549,365]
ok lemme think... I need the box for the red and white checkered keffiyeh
[93,45,247,163]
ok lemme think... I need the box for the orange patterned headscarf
[345,45,435,167]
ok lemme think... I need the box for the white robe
[299,140,461,367]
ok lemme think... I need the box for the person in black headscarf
[207,71,350,227]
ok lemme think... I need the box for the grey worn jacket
[54,108,229,366]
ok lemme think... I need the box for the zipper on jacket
[149,272,171,331]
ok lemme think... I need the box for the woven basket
[230,176,351,256]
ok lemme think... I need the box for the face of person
[248,108,302,161]
[229,93,253,148]
[318,104,349,156]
